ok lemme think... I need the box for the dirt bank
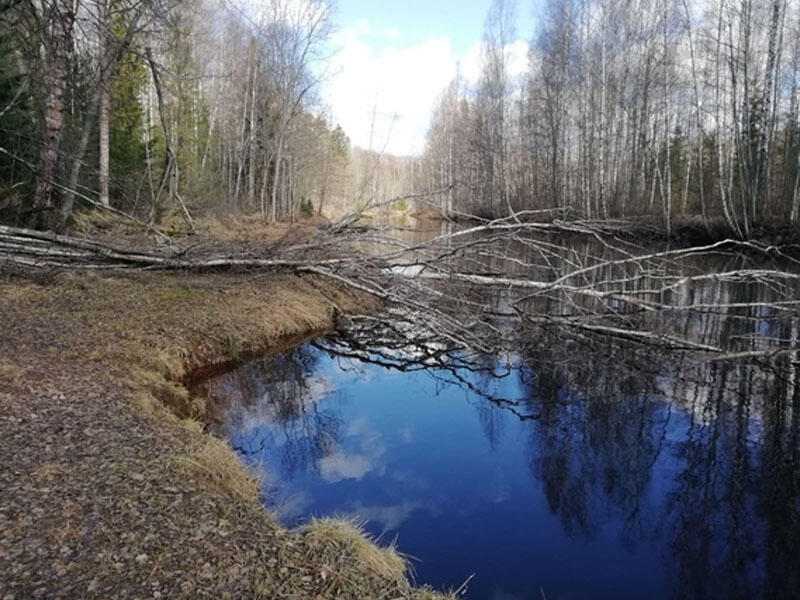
[0,268,450,599]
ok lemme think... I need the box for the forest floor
[0,214,450,599]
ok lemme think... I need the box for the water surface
[203,337,800,600]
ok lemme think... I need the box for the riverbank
[0,257,450,597]
[412,206,800,248]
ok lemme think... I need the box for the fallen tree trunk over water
[2,220,798,364]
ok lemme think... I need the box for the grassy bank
[0,266,452,599]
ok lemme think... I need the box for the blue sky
[335,0,531,54]
[322,1,535,155]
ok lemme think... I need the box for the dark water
[203,336,800,599]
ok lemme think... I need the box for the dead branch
[2,218,798,364]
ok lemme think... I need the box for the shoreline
[411,209,800,246]
[0,268,450,599]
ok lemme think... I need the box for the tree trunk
[662,0,672,236]
[247,57,258,208]
[146,47,194,232]
[270,136,283,223]
[98,0,110,208]
[31,0,75,230]
[57,91,99,232]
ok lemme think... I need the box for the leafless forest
[0,0,799,362]
[425,0,800,237]
[2,0,800,236]
[0,0,404,230]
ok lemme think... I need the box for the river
[197,222,800,599]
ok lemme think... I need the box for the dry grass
[70,209,142,236]
[128,389,174,422]
[423,593,459,600]
[302,518,459,599]
[303,518,409,583]
[175,437,262,505]
[127,366,203,419]
[201,212,330,244]
[71,208,330,245]
[1,268,377,420]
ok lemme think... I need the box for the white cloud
[319,451,375,482]
[323,23,530,156]
[324,26,458,156]
[461,41,485,84]
[506,40,530,80]
[318,426,386,483]
[339,500,425,533]
[273,490,311,522]
[398,427,414,443]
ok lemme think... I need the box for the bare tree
[423,0,796,236]
[30,0,76,230]
[476,0,517,219]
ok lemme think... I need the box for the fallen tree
[2,216,799,364]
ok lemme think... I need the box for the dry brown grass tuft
[303,518,409,584]
[127,367,204,420]
[128,390,177,423]
[200,213,329,244]
[301,519,459,599]
[70,210,135,235]
[420,591,460,600]
[175,437,262,505]
[141,347,188,383]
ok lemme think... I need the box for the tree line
[423,0,800,236]
[0,0,354,231]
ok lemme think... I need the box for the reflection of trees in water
[761,345,800,600]
[665,355,800,600]
[203,346,343,478]
[468,352,508,451]
[521,349,670,541]
[440,232,800,357]
[666,360,759,600]
[517,323,800,598]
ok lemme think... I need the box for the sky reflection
[202,340,800,600]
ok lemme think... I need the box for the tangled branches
[2,217,799,364]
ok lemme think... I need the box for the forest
[0,0,418,232]
[425,0,800,237]
[1,0,799,239]
[2,2,800,600]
